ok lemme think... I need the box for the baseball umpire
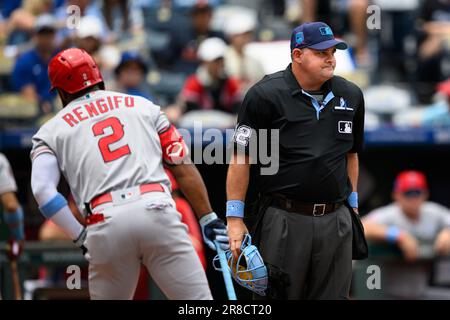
[30,48,229,299]
[226,22,366,299]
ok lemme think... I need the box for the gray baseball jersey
[365,202,450,243]
[0,153,17,194]
[30,90,174,212]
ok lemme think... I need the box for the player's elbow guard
[159,125,189,165]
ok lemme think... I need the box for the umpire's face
[293,46,337,83]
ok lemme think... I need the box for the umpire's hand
[227,217,248,260]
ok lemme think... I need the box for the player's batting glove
[199,212,229,251]
[73,228,88,258]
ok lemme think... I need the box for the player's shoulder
[0,152,7,164]
[33,117,56,142]
[331,76,363,97]
[365,203,400,220]
[253,70,285,92]
[423,202,450,216]
[244,70,284,103]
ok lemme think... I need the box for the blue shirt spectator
[0,0,22,19]
[157,2,225,75]
[11,14,58,113]
[12,48,57,103]
[111,51,157,103]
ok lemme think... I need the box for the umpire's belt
[91,183,165,209]
[268,193,343,216]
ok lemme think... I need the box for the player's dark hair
[58,82,105,107]
[69,82,105,100]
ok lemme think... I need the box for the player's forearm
[168,163,213,219]
[1,192,20,213]
[1,193,24,241]
[226,153,250,201]
[363,220,407,245]
[31,153,84,240]
[362,221,389,241]
[347,152,359,192]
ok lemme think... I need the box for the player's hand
[6,239,23,261]
[199,212,229,251]
[73,228,89,259]
[227,217,248,261]
[397,231,419,262]
[434,229,450,256]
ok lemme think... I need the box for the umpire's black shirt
[232,64,365,203]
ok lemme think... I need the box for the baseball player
[0,152,24,300]
[30,48,229,300]
[1,152,25,244]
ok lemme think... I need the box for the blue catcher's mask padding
[213,234,268,296]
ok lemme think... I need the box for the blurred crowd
[0,0,449,129]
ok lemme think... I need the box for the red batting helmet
[394,170,428,193]
[48,48,103,94]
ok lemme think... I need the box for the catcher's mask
[213,234,268,296]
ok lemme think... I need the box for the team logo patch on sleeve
[338,121,352,134]
[233,125,252,146]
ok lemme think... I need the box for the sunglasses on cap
[402,189,425,198]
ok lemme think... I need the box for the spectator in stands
[224,11,265,95]
[102,0,130,34]
[3,0,53,45]
[0,0,22,21]
[72,15,121,83]
[11,14,58,114]
[363,170,450,262]
[301,0,370,66]
[162,2,224,75]
[73,15,108,71]
[422,78,450,127]
[74,16,102,57]
[0,0,20,47]
[179,37,241,115]
[55,0,112,48]
[416,0,450,103]
[109,51,156,101]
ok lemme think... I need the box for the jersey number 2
[92,117,131,163]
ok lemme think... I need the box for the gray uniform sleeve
[30,126,56,161]
[434,203,450,229]
[0,153,17,194]
[155,111,171,134]
[364,205,398,225]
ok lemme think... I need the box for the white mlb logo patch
[338,121,352,134]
